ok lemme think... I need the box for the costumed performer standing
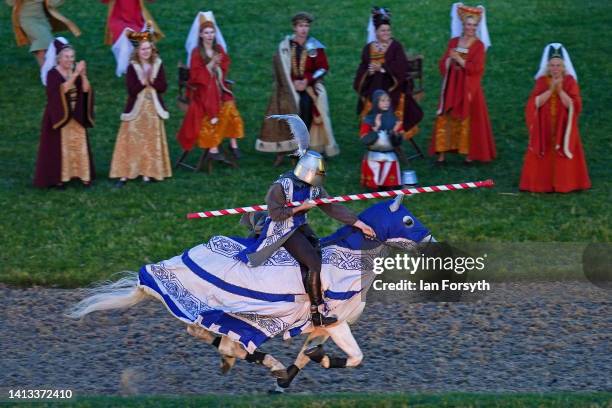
[429,3,496,164]
[109,23,171,187]
[257,12,339,167]
[7,0,81,66]
[176,11,244,163]
[359,90,404,190]
[353,7,423,141]
[34,37,95,188]
[519,43,590,193]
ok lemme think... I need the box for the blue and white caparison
[137,198,432,353]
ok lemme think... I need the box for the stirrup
[311,311,337,327]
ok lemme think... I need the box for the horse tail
[66,271,148,319]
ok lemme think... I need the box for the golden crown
[457,5,483,23]
[126,21,154,46]
[199,15,215,30]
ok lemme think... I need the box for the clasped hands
[368,62,383,74]
[73,60,88,77]
[206,53,222,71]
[550,77,571,106]
[449,50,464,65]
[373,114,402,134]
[549,77,563,92]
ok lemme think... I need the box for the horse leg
[187,325,283,376]
[309,321,363,369]
[187,325,285,377]
[186,325,235,373]
[187,324,216,343]
[219,335,287,379]
[276,329,329,390]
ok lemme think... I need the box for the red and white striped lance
[187,179,494,219]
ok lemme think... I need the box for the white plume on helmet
[267,114,326,186]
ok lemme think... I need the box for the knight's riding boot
[307,269,337,326]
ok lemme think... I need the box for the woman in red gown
[429,3,495,164]
[102,0,163,45]
[176,12,244,162]
[519,44,591,193]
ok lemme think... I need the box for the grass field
[4,392,611,407]
[0,0,610,287]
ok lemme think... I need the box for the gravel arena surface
[1,281,610,396]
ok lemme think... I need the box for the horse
[68,194,435,391]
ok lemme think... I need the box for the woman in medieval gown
[429,3,496,164]
[8,0,81,66]
[109,26,171,187]
[34,37,95,188]
[176,12,244,163]
[353,7,423,143]
[519,43,590,193]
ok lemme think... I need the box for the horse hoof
[268,384,285,394]
[276,364,299,389]
[271,369,289,380]
[304,345,325,363]
[220,356,236,374]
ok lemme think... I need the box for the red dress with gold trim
[429,37,496,162]
[519,75,590,192]
[176,45,244,151]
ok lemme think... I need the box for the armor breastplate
[369,130,394,152]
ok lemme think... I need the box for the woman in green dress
[7,0,81,66]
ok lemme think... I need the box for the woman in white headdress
[109,25,172,188]
[429,3,495,164]
[176,11,244,163]
[353,7,423,140]
[519,44,590,193]
[34,37,95,188]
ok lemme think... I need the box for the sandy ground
[0,281,610,396]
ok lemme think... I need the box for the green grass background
[0,0,610,287]
[3,392,611,407]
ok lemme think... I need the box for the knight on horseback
[237,115,376,327]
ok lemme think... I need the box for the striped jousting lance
[187,179,495,219]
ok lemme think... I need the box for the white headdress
[366,7,391,44]
[112,28,134,77]
[534,43,577,81]
[367,17,376,44]
[450,3,491,50]
[41,37,70,85]
[185,11,227,67]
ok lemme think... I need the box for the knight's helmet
[293,150,326,186]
